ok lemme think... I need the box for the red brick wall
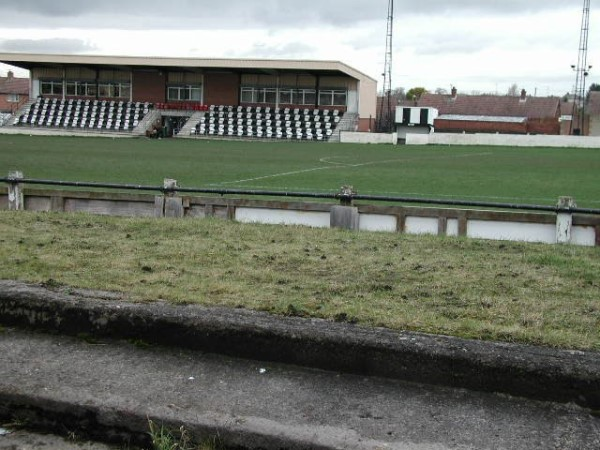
[132,71,166,103]
[357,118,373,132]
[527,118,560,135]
[434,119,527,134]
[204,73,240,106]
[0,94,29,114]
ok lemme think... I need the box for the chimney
[7,70,14,79]
[520,89,527,102]
[451,86,457,99]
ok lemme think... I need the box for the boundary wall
[340,131,397,144]
[1,187,598,247]
[406,132,600,148]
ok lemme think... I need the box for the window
[241,87,255,103]
[254,88,276,104]
[278,89,294,104]
[79,83,97,97]
[241,87,322,105]
[98,83,111,98]
[240,87,277,104]
[7,94,19,103]
[168,85,202,101]
[318,89,347,106]
[300,89,316,105]
[40,80,63,95]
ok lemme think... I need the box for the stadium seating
[194,105,342,141]
[13,97,153,132]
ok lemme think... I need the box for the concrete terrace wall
[406,132,600,148]
[1,188,598,247]
[340,131,397,144]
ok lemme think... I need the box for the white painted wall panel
[235,208,330,228]
[405,217,438,235]
[468,220,556,244]
[359,214,397,232]
[571,226,596,247]
[447,219,459,237]
[407,132,600,149]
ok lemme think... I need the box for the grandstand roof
[412,91,560,120]
[0,52,376,84]
[0,72,28,95]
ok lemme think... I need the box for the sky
[0,1,597,98]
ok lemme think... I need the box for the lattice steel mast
[377,0,394,132]
[571,0,591,135]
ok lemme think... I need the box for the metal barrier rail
[1,176,599,215]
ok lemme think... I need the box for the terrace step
[1,327,598,450]
[329,112,358,142]
[177,110,205,137]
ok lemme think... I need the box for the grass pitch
[1,134,599,207]
[1,211,599,350]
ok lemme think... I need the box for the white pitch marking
[213,152,494,186]
[318,157,353,166]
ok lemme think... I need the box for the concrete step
[1,328,598,450]
[176,111,205,137]
[0,280,599,449]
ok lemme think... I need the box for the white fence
[2,186,598,247]
[406,132,600,149]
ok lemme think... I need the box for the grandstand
[0,53,377,141]
[195,105,342,140]
[14,98,152,132]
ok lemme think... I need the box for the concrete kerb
[0,391,346,450]
[0,280,598,411]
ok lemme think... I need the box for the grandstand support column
[556,196,576,244]
[7,171,24,211]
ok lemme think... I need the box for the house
[406,88,562,135]
[0,71,29,114]
[586,91,600,136]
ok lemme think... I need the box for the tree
[507,83,519,96]
[406,87,428,101]
[587,83,600,101]
[434,87,448,95]
[390,87,406,99]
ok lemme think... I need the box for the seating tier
[192,105,343,141]
[13,98,153,132]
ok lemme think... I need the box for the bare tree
[507,83,519,96]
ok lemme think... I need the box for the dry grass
[1,211,599,350]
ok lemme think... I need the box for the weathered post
[556,196,576,244]
[330,185,359,231]
[7,171,24,211]
[163,178,184,218]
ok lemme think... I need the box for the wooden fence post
[7,171,24,211]
[163,178,184,218]
[556,196,576,244]
[331,186,359,231]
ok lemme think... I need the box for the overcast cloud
[0,1,578,29]
[0,38,97,54]
[0,1,597,97]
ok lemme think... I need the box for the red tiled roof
[0,76,29,95]
[414,93,560,120]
